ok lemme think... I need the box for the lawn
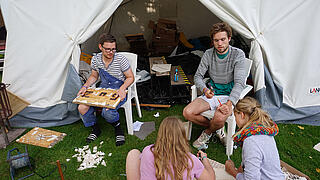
[0,104,319,180]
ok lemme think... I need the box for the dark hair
[210,22,232,40]
[99,33,116,46]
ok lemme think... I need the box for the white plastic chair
[187,58,252,157]
[117,52,142,135]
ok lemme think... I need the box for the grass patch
[1,104,319,179]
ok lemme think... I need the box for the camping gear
[7,146,34,180]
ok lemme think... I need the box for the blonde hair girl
[225,97,285,179]
[126,116,215,180]
[233,96,277,142]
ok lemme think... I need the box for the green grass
[1,104,320,179]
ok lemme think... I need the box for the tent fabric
[1,0,123,108]
[9,103,79,127]
[200,0,320,125]
[0,0,122,127]
[256,66,320,125]
[61,63,82,103]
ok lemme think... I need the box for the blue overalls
[81,69,127,127]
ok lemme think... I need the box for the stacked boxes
[149,19,178,55]
[125,33,148,56]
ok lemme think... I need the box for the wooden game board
[16,127,66,148]
[73,88,121,109]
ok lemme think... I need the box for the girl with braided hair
[225,97,285,179]
[126,116,215,180]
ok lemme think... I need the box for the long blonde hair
[233,97,275,137]
[152,116,193,180]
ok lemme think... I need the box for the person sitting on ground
[183,22,248,150]
[126,116,216,180]
[225,97,285,179]
[77,33,134,146]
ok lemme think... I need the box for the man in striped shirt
[183,22,247,150]
[77,34,134,146]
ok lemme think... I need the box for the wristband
[203,88,209,94]
[201,156,207,161]
[82,85,88,89]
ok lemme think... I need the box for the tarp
[0,0,123,126]
[200,0,320,124]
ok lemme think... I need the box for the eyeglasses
[102,47,116,52]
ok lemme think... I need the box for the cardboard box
[149,18,178,56]
[125,33,144,41]
[125,33,148,56]
[152,35,177,44]
[156,24,176,36]
[158,18,176,30]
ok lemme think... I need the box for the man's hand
[225,160,238,178]
[204,88,214,99]
[117,88,127,101]
[77,86,87,96]
[217,100,232,115]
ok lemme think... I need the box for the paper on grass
[314,142,320,152]
[152,64,171,73]
[133,121,144,131]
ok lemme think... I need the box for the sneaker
[193,130,212,150]
[216,129,226,146]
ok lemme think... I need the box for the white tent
[199,0,320,125]
[0,0,123,126]
[1,0,319,126]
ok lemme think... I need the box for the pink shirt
[140,145,204,180]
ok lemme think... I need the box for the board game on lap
[73,88,122,109]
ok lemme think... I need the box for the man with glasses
[77,33,134,146]
[183,22,247,150]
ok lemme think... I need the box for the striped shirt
[91,52,130,81]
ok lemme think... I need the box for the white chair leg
[226,116,236,156]
[216,127,224,137]
[133,85,142,118]
[134,96,142,118]
[124,102,134,135]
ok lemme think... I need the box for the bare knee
[126,149,141,167]
[126,149,141,180]
[78,104,90,115]
[183,106,194,120]
[210,114,227,130]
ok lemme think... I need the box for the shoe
[86,131,101,143]
[115,127,125,146]
[86,124,101,143]
[216,129,226,146]
[193,130,212,150]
